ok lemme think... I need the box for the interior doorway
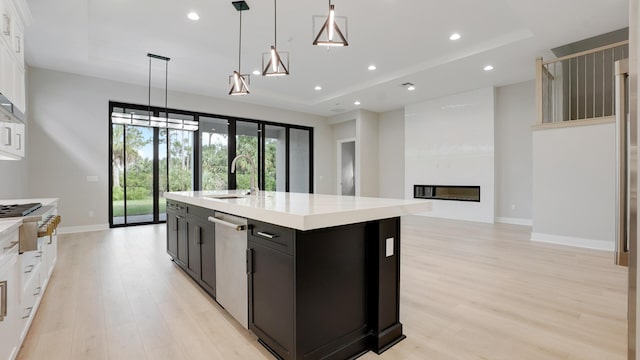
[337,139,356,196]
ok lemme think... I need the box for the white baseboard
[58,224,109,235]
[496,217,533,226]
[530,232,614,251]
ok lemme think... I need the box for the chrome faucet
[230,154,259,195]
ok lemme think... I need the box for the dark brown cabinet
[167,201,188,267]
[188,213,216,296]
[247,218,404,360]
[248,220,295,359]
[166,201,215,297]
[167,200,405,360]
[186,221,202,279]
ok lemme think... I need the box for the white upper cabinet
[0,0,29,113]
[0,0,29,160]
[0,120,24,160]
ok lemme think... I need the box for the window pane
[289,128,311,193]
[163,112,196,192]
[264,125,286,191]
[235,121,259,191]
[159,128,167,221]
[200,117,229,190]
[124,125,154,223]
[111,123,125,225]
[168,129,195,191]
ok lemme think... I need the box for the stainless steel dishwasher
[208,212,249,328]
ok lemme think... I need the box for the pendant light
[312,0,348,47]
[262,0,289,76]
[229,1,250,95]
[147,53,170,126]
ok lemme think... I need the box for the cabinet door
[186,221,202,279]
[12,66,23,112]
[0,121,11,154]
[198,220,215,296]
[166,210,178,259]
[0,257,19,360]
[0,1,12,48]
[176,215,188,266]
[248,240,294,359]
[12,121,23,156]
[11,18,23,67]
[0,42,13,102]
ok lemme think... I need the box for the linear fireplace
[414,185,480,202]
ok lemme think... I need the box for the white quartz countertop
[165,191,431,231]
[0,198,58,207]
[0,219,22,236]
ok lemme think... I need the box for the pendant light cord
[238,10,242,72]
[274,0,277,48]
[164,60,169,122]
[148,56,151,121]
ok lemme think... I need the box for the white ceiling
[24,0,629,116]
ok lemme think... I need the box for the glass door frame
[110,101,314,228]
[109,101,201,228]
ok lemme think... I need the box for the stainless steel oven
[0,203,60,254]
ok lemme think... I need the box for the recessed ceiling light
[449,33,461,41]
[314,86,322,91]
[354,101,361,105]
[368,65,377,71]
[252,70,261,75]
[484,65,494,71]
[401,82,415,91]
[187,12,200,21]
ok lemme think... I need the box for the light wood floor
[17,216,627,360]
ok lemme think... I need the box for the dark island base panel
[166,200,405,360]
[249,217,405,360]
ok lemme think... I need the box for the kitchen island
[164,191,430,360]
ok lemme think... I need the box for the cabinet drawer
[167,200,187,214]
[0,227,18,259]
[20,250,42,292]
[188,204,213,220]
[248,220,294,255]
[20,264,40,318]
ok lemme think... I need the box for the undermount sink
[205,194,247,200]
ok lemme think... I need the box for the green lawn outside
[112,199,167,217]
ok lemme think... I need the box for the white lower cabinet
[0,219,57,359]
[0,120,23,160]
[0,230,19,360]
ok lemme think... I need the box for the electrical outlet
[511,204,516,210]
[88,210,94,217]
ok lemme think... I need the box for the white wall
[26,67,332,230]
[356,110,379,197]
[495,81,534,224]
[378,109,404,199]
[405,87,495,223]
[289,128,310,193]
[0,159,28,199]
[331,118,356,195]
[531,123,615,250]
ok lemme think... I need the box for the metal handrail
[536,40,629,124]
[543,40,629,65]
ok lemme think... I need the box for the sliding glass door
[110,104,197,227]
[111,107,158,226]
[235,121,260,190]
[200,116,229,190]
[110,101,313,228]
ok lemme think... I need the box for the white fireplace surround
[404,87,495,223]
